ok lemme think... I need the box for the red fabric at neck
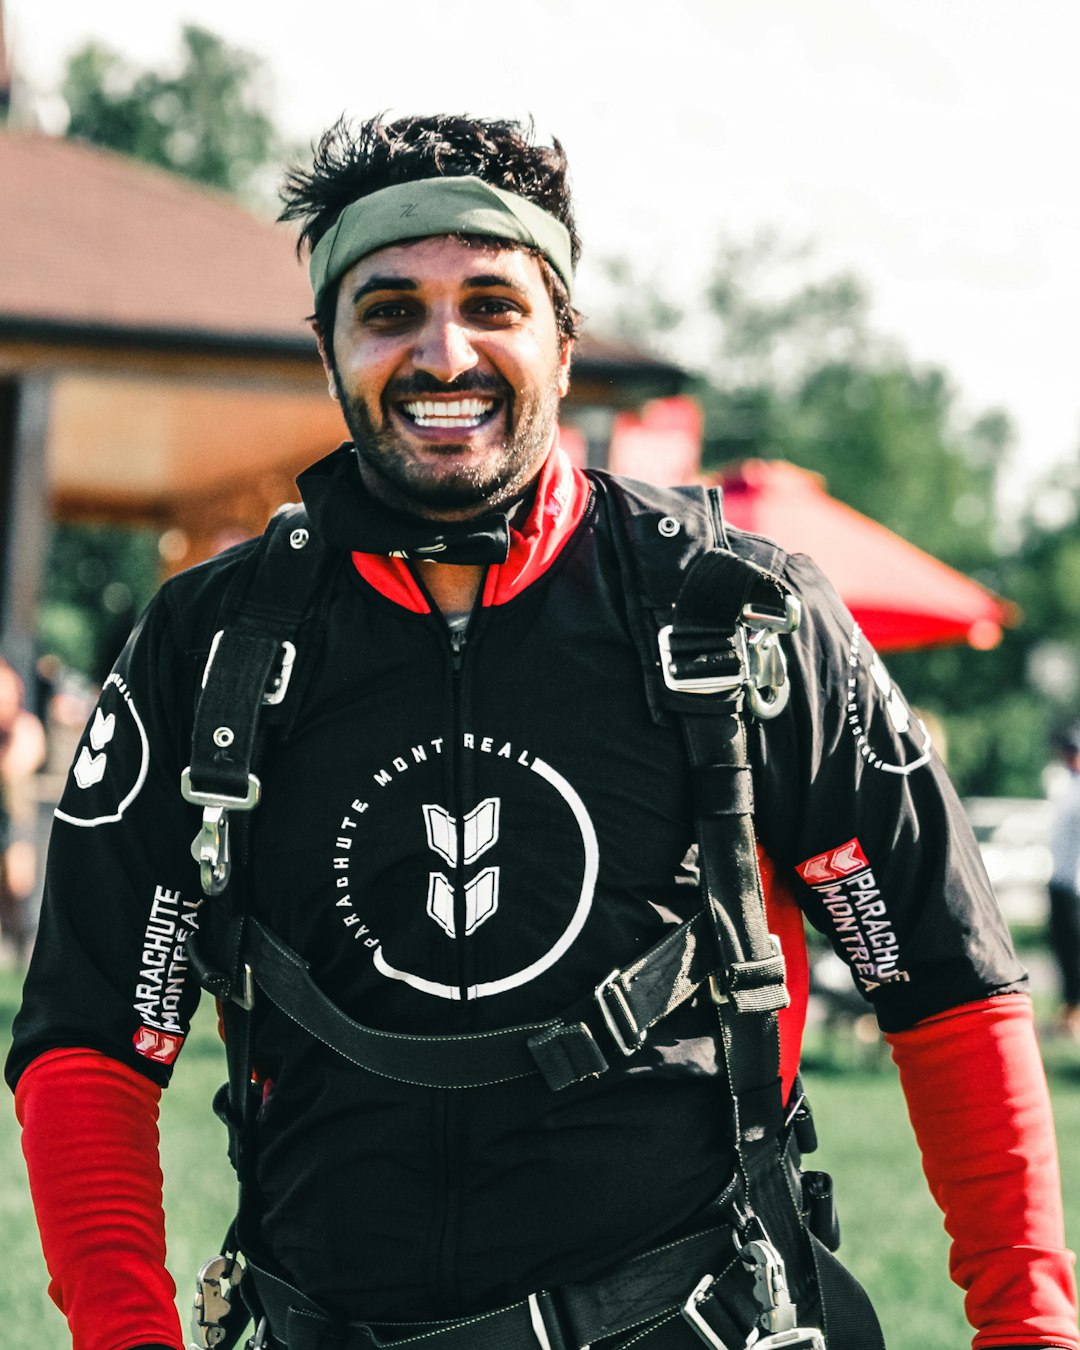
[351,445,591,613]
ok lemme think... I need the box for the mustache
[386,372,510,400]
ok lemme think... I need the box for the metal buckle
[245,1318,268,1350]
[181,768,262,812]
[682,1275,825,1350]
[202,630,296,706]
[756,1332,825,1349]
[594,969,645,1056]
[658,594,799,710]
[741,1238,796,1334]
[682,1275,732,1349]
[658,624,749,696]
[263,641,296,706]
[190,1252,242,1349]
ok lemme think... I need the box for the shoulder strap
[184,504,331,909]
[181,505,336,1302]
[593,472,854,1336]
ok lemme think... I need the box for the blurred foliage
[598,232,1080,798]
[60,25,292,209]
[38,525,160,686]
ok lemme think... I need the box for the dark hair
[279,113,582,347]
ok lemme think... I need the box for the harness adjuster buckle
[658,625,748,696]
[682,1275,735,1350]
[181,768,262,813]
[594,969,645,1057]
[263,640,296,706]
[190,1251,243,1349]
[202,630,297,707]
[682,1274,826,1350]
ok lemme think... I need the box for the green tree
[37,525,160,685]
[61,25,286,207]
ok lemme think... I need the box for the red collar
[351,444,591,613]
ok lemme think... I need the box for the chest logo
[423,797,501,937]
[329,736,600,1001]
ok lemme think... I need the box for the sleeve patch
[54,673,151,827]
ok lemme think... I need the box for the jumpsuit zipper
[449,624,471,1001]
[421,588,485,1312]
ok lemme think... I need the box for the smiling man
[325,236,570,517]
[7,114,1079,1350]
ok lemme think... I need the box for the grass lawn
[2,964,1079,1350]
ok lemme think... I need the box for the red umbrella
[714,459,1017,652]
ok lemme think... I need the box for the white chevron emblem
[89,708,116,751]
[73,746,108,789]
[423,798,501,937]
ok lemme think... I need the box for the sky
[5,0,1079,506]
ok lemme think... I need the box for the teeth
[402,398,495,428]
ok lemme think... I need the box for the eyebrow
[350,272,527,304]
[351,275,418,303]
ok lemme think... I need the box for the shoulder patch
[845,627,933,777]
[55,673,150,827]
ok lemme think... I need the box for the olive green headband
[308,175,575,308]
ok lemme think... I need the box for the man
[7,113,1078,1350]
[1047,726,1080,1038]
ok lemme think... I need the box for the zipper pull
[448,625,468,671]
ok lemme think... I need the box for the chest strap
[237,902,725,1091]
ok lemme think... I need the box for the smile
[399,398,499,430]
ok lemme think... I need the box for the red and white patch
[133,1027,184,1065]
[796,838,869,885]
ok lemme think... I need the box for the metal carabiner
[742,595,801,720]
[190,805,230,897]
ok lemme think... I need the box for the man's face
[320,235,572,520]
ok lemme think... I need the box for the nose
[411,314,479,385]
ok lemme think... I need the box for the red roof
[0,130,313,340]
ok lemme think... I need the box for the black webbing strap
[186,504,324,805]
[238,906,723,1091]
[184,503,334,1306]
[594,475,887,1347]
[246,1217,755,1350]
[661,504,885,1349]
[188,633,280,804]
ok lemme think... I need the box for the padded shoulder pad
[588,471,723,611]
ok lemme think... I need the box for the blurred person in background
[1047,725,1080,1038]
[0,655,46,966]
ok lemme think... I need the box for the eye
[360,300,419,325]
[470,296,523,321]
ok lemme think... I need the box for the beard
[335,367,563,519]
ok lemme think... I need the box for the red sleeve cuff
[887,995,1079,1349]
[16,1047,183,1350]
